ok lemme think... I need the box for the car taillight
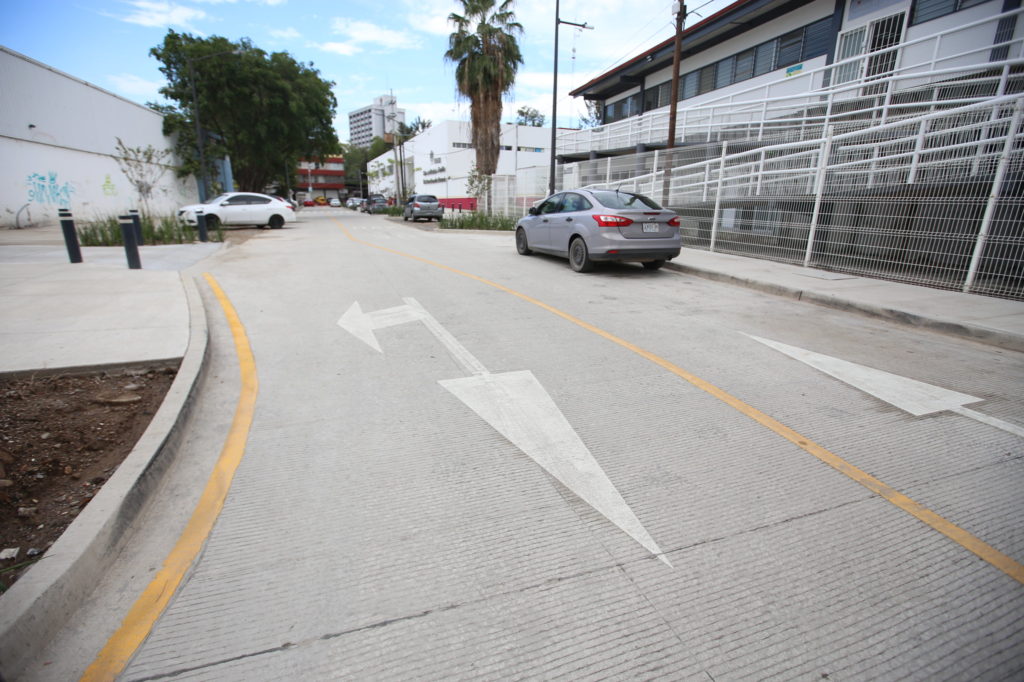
[414,202,421,208]
[667,216,680,227]
[593,214,633,227]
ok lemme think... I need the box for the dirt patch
[0,367,176,593]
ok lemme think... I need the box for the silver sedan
[515,189,681,272]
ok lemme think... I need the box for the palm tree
[445,0,523,208]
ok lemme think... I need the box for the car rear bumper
[590,248,680,262]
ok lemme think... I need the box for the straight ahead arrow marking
[338,298,671,566]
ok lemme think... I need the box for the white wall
[369,120,551,201]
[0,47,197,228]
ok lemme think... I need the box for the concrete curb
[0,274,210,681]
[666,261,1024,353]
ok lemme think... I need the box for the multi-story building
[367,120,550,211]
[348,95,406,148]
[295,156,346,203]
[557,0,1023,300]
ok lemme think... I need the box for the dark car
[361,196,388,214]
[403,194,444,222]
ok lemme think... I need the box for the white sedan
[178,192,294,229]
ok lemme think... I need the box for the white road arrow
[745,334,1024,438]
[339,298,672,566]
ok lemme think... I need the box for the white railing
[569,95,1024,299]
[558,7,1024,155]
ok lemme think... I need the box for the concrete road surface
[27,212,1024,680]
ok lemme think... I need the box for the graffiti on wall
[26,171,75,205]
[102,174,118,196]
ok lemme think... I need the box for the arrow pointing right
[746,334,1024,438]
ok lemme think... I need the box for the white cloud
[402,0,459,36]
[108,73,166,100]
[119,1,206,32]
[331,18,421,50]
[314,41,362,56]
[270,27,301,40]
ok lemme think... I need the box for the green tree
[150,31,339,194]
[445,0,523,184]
[398,117,432,138]
[515,106,544,127]
[579,100,603,129]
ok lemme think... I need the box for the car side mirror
[220,201,230,206]
[528,206,539,216]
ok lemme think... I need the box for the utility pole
[549,0,592,197]
[662,2,686,207]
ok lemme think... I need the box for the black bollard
[129,209,143,245]
[58,208,83,263]
[195,210,209,243]
[119,215,142,269]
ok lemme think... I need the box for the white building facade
[348,95,406,148]
[0,47,197,228]
[367,120,550,211]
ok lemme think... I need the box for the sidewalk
[665,249,1024,352]
[0,224,222,374]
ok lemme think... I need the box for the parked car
[361,196,388,214]
[303,199,315,207]
[403,194,444,222]
[514,189,680,272]
[314,195,329,205]
[346,197,362,209]
[329,197,342,207]
[178,192,293,229]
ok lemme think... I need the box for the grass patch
[439,212,517,231]
[76,215,223,246]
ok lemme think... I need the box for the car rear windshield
[591,190,662,210]
[416,195,438,202]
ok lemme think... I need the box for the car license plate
[643,223,660,232]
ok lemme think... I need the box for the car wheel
[204,214,220,231]
[515,227,532,255]
[642,260,664,270]
[268,215,284,229]
[569,237,594,272]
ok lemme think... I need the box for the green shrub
[76,215,223,246]
[438,212,516,231]
[380,206,404,216]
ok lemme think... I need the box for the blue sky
[3,0,731,142]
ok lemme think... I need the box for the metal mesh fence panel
[561,93,1023,299]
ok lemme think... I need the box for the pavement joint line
[81,273,259,682]
[337,221,1024,586]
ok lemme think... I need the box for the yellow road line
[81,274,259,681]
[338,222,1024,585]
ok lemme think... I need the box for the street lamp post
[186,48,241,201]
[549,0,591,197]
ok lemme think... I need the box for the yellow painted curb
[81,274,259,681]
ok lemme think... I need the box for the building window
[911,0,988,25]
[754,41,776,76]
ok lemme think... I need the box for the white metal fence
[490,166,550,217]
[569,95,1024,299]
